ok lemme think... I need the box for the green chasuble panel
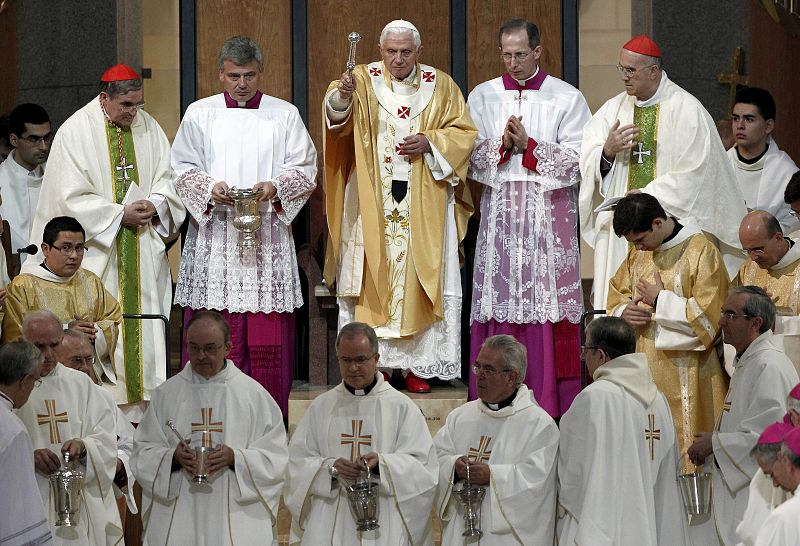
[105,121,144,403]
[628,104,659,190]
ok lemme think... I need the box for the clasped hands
[454,456,490,485]
[332,452,379,481]
[173,440,235,477]
[122,199,157,228]
[34,438,85,474]
[211,181,277,206]
[621,272,664,327]
[502,115,528,152]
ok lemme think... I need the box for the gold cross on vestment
[717,47,749,115]
[341,419,372,461]
[191,408,223,448]
[37,400,69,445]
[645,414,661,461]
[467,435,493,462]
[632,142,652,164]
[715,400,733,432]
[115,163,134,181]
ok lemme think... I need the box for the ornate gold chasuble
[104,120,144,402]
[628,105,658,190]
[607,232,729,469]
[323,62,477,335]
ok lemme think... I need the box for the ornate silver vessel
[49,452,85,527]
[345,457,380,531]
[454,461,486,537]
[228,187,264,250]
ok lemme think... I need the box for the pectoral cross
[191,408,223,448]
[645,414,661,461]
[37,400,69,445]
[115,163,134,181]
[341,419,372,461]
[467,435,493,462]
[632,142,651,164]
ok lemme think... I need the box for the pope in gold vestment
[607,228,729,466]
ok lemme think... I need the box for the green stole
[105,120,144,403]
[627,104,659,190]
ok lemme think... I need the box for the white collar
[771,239,800,271]
[514,66,540,86]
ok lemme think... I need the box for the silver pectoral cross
[632,142,651,164]
[116,163,134,180]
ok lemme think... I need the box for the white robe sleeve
[654,290,705,351]
[272,108,318,224]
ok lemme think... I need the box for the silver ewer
[50,452,85,527]
[227,187,264,250]
[345,456,380,531]
[454,460,486,538]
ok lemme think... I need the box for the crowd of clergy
[1,12,800,546]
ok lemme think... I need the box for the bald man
[735,210,800,374]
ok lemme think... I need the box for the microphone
[16,244,38,256]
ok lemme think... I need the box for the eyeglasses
[66,355,96,367]
[19,134,53,145]
[49,244,86,256]
[471,364,513,377]
[720,310,753,320]
[119,102,146,113]
[26,374,43,387]
[187,343,224,356]
[337,354,377,366]
[581,345,599,354]
[741,248,766,257]
[501,50,533,63]
[616,64,656,77]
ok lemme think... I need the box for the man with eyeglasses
[3,216,122,388]
[132,310,288,544]
[558,316,688,546]
[433,334,558,544]
[324,19,477,394]
[579,34,746,315]
[607,193,729,469]
[57,329,138,518]
[0,341,52,546]
[172,35,317,416]
[727,88,799,233]
[687,286,797,546]
[17,310,122,544]
[31,64,186,420]
[0,103,51,269]
[286,321,438,545]
[464,18,590,418]
[735,210,800,374]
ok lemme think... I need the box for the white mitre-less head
[380,19,421,47]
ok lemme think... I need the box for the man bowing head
[434,335,559,544]
[132,311,288,545]
[285,322,438,545]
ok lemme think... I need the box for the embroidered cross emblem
[645,414,661,461]
[397,106,411,119]
[467,435,492,462]
[115,163,135,181]
[191,407,224,448]
[37,400,69,445]
[369,67,382,77]
[341,419,372,461]
[632,142,651,164]
[422,71,435,82]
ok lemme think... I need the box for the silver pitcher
[228,187,264,250]
[345,457,380,531]
[454,461,486,538]
[49,452,85,527]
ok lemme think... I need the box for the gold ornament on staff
[346,32,361,75]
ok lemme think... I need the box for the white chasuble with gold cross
[694,331,798,546]
[16,363,121,545]
[285,374,437,545]
[327,62,463,379]
[132,362,288,546]
[434,387,559,545]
